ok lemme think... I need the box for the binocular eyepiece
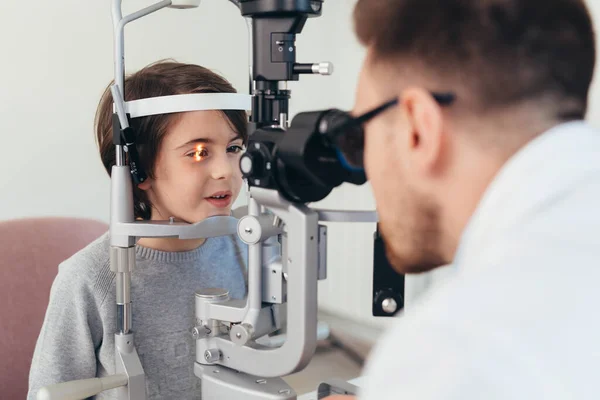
[240,108,367,203]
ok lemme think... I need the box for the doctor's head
[351,0,596,273]
[95,61,247,223]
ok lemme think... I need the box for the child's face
[140,110,245,222]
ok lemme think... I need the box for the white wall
[2,0,600,329]
[0,0,249,221]
[586,0,600,126]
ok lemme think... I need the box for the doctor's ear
[400,87,445,172]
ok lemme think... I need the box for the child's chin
[206,209,231,217]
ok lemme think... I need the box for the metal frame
[193,187,376,399]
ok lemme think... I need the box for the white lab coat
[360,121,600,399]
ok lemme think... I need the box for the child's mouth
[205,191,232,208]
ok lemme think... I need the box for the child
[28,61,249,399]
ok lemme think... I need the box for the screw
[256,379,267,384]
[236,332,242,339]
[288,47,294,52]
[278,46,283,52]
[280,389,291,395]
[192,326,210,340]
[204,349,220,363]
[272,269,276,274]
[245,226,253,234]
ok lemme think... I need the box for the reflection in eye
[187,144,244,162]
[190,145,208,162]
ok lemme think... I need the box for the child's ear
[138,178,152,191]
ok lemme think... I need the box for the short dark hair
[95,60,248,220]
[354,0,596,119]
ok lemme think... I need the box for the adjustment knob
[240,151,265,179]
[191,325,211,340]
[313,62,334,75]
[381,298,398,314]
[240,153,257,176]
[204,348,221,363]
[230,323,254,346]
[293,62,334,76]
[374,289,403,317]
[240,142,273,182]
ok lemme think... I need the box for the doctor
[330,0,600,398]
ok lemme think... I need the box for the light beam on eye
[194,144,206,162]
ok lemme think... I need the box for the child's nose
[211,153,234,180]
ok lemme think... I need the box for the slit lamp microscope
[37,1,405,399]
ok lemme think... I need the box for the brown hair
[95,60,248,220]
[354,0,596,119]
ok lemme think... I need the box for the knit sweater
[28,232,248,399]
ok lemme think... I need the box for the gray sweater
[27,232,248,400]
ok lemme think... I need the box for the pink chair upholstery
[0,217,108,399]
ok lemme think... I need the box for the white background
[2,0,600,328]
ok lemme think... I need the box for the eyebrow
[176,133,243,150]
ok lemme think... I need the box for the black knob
[374,289,403,317]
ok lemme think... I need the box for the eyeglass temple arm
[327,91,455,140]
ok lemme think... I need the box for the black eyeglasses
[323,92,456,171]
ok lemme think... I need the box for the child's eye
[188,146,209,161]
[227,145,244,154]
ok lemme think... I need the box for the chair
[0,217,108,399]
